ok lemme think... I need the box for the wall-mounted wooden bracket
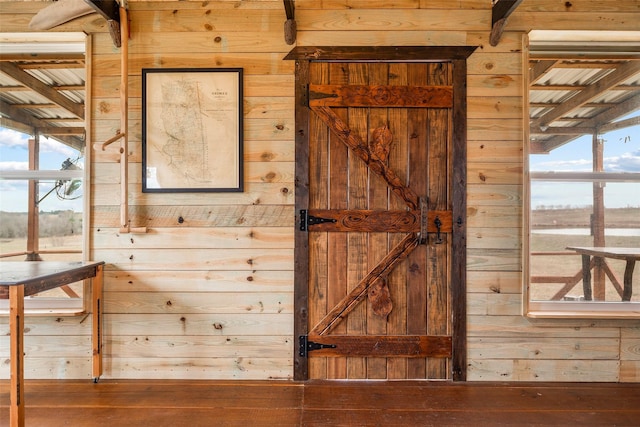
[119,222,147,234]
[90,4,146,235]
[84,0,124,47]
[92,132,124,152]
[283,0,296,45]
[489,0,523,47]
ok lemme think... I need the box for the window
[525,31,640,318]
[0,33,88,314]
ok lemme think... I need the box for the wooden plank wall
[1,0,639,382]
[89,1,295,380]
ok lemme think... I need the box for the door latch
[434,216,443,244]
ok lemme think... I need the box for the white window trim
[0,169,83,180]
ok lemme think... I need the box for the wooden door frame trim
[292,58,311,381]
[287,46,476,381]
[284,46,477,61]
[451,57,470,381]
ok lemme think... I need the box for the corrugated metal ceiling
[0,33,86,150]
[529,32,640,153]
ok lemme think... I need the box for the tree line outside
[0,210,82,239]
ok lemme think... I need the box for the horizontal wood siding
[93,0,293,380]
[1,0,639,382]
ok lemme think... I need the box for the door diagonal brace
[311,105,420,210]
[310,233,420,336]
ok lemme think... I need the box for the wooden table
[566,247,640,301]
[0,261,105,427]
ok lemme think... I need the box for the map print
[159,79,210,184]
[144,71,240,190]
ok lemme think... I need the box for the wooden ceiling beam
[531,102,618,108]
[84,0,122,47]
[0,99,84,150]
[0,53,85,62]
[12,103,57,109]
[531,134,578,154]
[20,62,85,70]
[1,98,46,127]
[552,62,623,69]
[283,0,296,45]
[531,60,640,131]
[283,0,294,21]
[0,116,34,137]
[0,61,84,119]
[1,83,87,92]
[529,60,557,85]
[489,0,523,47]
[43,117,84,124]
[0,86,31,92]
[55,85,85,91]
[36,127,85,136]
[535,92,640,153]
[530,126,596,136]
[598,116,640,134]
[84,0,119,21]
[589,92,640,128]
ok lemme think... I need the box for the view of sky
[0,127,84,212]
[530,112,640,209]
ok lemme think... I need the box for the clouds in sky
[606,149,640,172]
[531,150,640,173]
[0,161,27,171]
[1,128,83,212]
[531,158,592,172]
[0,128,78,170]
[0,127,26,149]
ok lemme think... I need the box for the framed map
[142,68,243,192]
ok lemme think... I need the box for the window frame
[0,33,90,316]
[523,32,640,319]
[0,155,88,315]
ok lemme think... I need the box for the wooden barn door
[288,47,473,381]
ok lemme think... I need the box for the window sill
[528,301,640,319]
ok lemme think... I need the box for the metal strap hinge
[299,335,336,357]
[299,209,337,231]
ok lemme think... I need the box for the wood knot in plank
[369,126,393,163]
[368,277,393,318]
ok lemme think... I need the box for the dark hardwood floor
[2,380,640,426]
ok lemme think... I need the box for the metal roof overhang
[0,32,86,151]
[528,31,640,154]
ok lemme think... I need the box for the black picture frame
[142,68,243,192]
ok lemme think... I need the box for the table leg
[9,284,25,427]
[622,260,635,302]
[581,254,592,301]
[92,264,104,382]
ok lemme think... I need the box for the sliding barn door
[290,48,472,381]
